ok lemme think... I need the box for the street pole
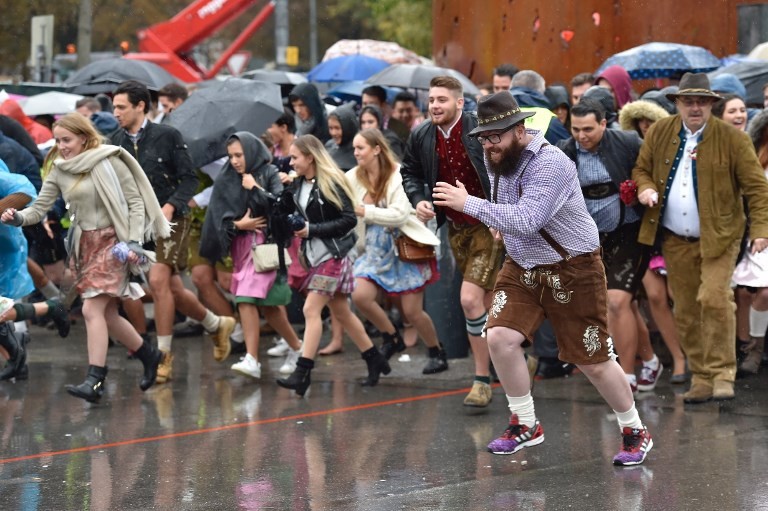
[309,0,317,67]
[275,0,289,68]
[76,0,92,68]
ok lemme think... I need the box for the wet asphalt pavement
[1,320,768,511]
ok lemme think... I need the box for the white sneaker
[231,353,262,379]
[279,347,302,374]
[230,322,244,343]
[267,337,290,357]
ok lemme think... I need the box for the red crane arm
[127,0,275,82]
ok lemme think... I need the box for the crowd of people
[1,57,768,468]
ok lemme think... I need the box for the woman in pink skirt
[276,135,390,396]
[1,113,170,403]
[199,132,303,380]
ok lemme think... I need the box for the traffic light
[66,44,76,54]
[120,41,130,55]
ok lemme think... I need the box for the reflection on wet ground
[1,322,767,510]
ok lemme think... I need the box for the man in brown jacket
[633,73,768,403]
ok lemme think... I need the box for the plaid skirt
[299,255,355,297]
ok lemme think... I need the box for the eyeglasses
[476,124,516,145]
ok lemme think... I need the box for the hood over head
[595,65,633,109]
[288,83,330,142]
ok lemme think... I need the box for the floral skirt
[353,225,438,295]
[74,226,136,299]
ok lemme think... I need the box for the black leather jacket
[293,177,357,259]
[400,112,490,227]
[109,121,198,217]
[556,128,644,221]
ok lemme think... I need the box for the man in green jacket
[633,73,768,403]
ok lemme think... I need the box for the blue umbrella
[307,55,390,83]
[596,42,721,79]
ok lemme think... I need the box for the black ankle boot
[422,348,449,374]
[46,300,70,338]
[0,323,26,381]
[277,357,313,396]
[361,347,391,387]
[380,330,405,361]
[66,365,108,403]
[134,338,162,391]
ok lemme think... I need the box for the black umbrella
[241,69,307,98]
[366,63,479,95]
[168,78,283,167]
[64,58,180,94]
[241,69,307,85]
[708,60,768,106]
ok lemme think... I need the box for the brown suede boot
[683,382,713,404]
[713,380,735,401]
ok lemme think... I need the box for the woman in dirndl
[346,128,447,375]
[199,132,303,381]
[1,113,169,402]
[276,134,390,396]
[732,110,768,375]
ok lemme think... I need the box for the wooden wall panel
[432,0,750,86]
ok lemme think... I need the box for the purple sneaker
[487,414,545,455]
[613,426,653,466]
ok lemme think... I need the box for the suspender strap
[491,142,572,261]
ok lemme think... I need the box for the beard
[485,138,526,176]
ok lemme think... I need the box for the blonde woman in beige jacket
[1,113,170,403]
[346,129,448,375]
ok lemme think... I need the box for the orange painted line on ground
[0,385,485,465]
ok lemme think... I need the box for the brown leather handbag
[394,235,436,263]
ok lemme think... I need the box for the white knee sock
[201,310,220,333]
[614,403,643,430]
[749,307,768,338]
[506,392,536,428]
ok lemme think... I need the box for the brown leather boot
[738,337,764,377]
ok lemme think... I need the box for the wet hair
[157,82,188,103]
[393,91,417,106]
[113,80,152,113]
[353,128,398,206]
[429,76,463,96]
[362,85,387,104]
[570,98,606,122]
[570,72,595,88]
[492,63,519,79]
[291,135,356,211]
[712,93,744,119]
[45,112,102,167]
[511,70,546,94]
[275,108,296,134]
[359,105,383,128]
[75,97,101,113]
